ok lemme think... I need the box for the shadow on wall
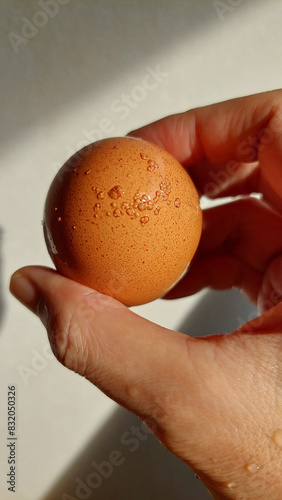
[40,288,256,500]
[0,228,4,332]
[177,287,258,336]
[40,406,212,500]
[1,0,253,151]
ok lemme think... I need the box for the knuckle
[40,295,103,379]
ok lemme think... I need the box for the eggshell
[43,137,202,306]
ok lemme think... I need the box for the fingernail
[10,271,39,312]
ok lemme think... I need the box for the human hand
[10,90,282,499]
[131,90,282,312]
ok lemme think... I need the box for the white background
[1,1,281,499]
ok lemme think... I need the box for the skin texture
[10,90,282,499]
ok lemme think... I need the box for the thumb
[9,266,189,426]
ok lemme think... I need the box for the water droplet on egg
[160,178,172,195]
[174,198,181,208]
[140,153,150,160]
[138,203,146,212]
[113,209,122,217]
[108,185,124,199]
[72,225,76,230]
[140,216,149,225]
[126,208,134,217]
[85,170,91,175]
[57,217,62,222]
[147,160,158,172]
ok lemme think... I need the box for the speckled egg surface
[43,137,202,306]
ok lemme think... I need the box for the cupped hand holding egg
[43,137,202,306]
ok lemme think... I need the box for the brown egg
[43,137,202,306]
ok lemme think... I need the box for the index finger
[129,90,282,211]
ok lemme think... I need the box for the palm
[156,316,282,499]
